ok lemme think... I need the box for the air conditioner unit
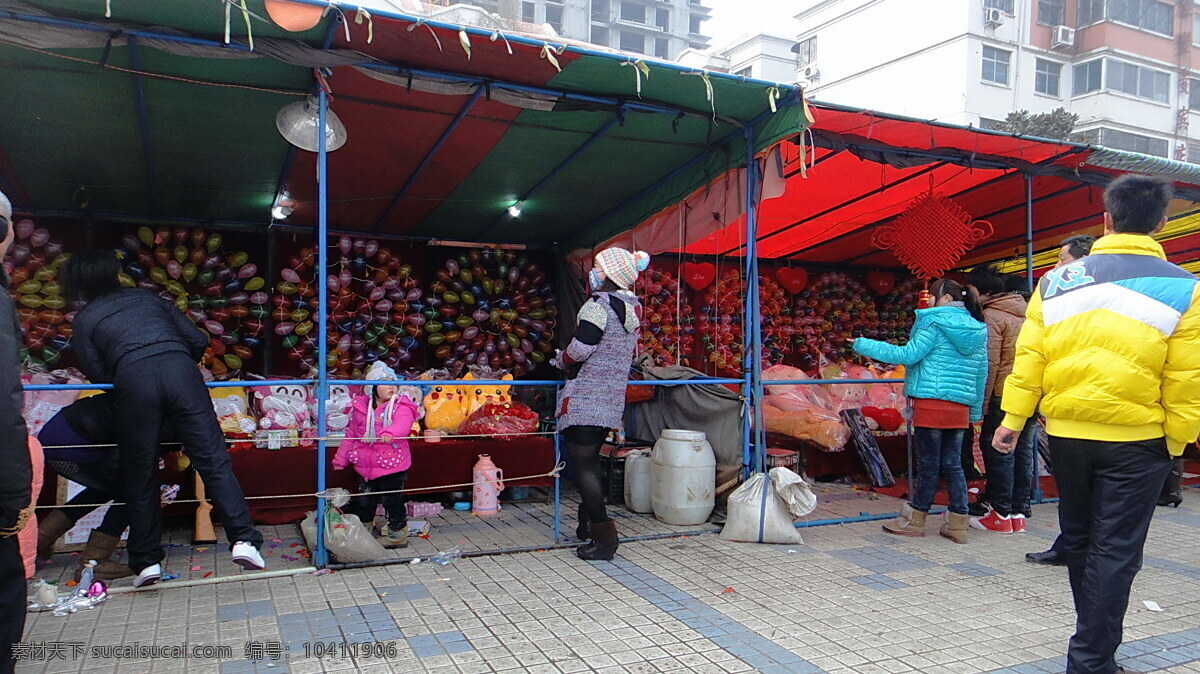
[801,63,820,81]
[984,7,1004,26]
[1051,25,1075,48]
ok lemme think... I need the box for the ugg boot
[36,510,74,562]
[882,503,927,537]
[75,531,133,582]
[575,520,619,561]
[940,512,970,544]
[575,504,591,541]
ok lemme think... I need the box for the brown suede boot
[36,510,74,562]
[75,531,134,582]
[575,520,619,561]
[882,503,927,537]
[940,512,970,544]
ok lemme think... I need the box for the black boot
[1025,549,1066,566]
[576,520,619,561]
[575,504,591,541]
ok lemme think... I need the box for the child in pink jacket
[332,362,419,548]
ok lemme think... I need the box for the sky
[702,0,801,51]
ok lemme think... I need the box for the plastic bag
[719,473,802,545]
[763,397,850,451]
[21,367,84,436]
[300,507,388,563]
[458,402,539,439]
[210,384,257,451]
[768,467,817,517]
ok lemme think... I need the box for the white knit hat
[595,247,650,290]
[364,361,399,440]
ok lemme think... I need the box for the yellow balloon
[182,263,197,282]
[118,273,135,288]
[290,309,310,322]
[42,281,60,296]
[294,320,313,336]
[19,295,42,308]
[229,252,248,268]
[137,226,155,247]
[175,295,188,311]
[244,277,264,291]
[277,281,297,296]
[165,281,186,297]
[17,280,41,295]
[41,296,66,310]
[205,233,222,253]
[150,267,168,286]
[223,354,244,370]
[174,245,188,263]
[34,267,56,282]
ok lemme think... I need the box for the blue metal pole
[127,37,158,214]
[372,87,485,232]
[744,127,765,474]
[553,416,561,544]
[1025,173,1044,504]
[314,90,331,568]
[475,112,624,239]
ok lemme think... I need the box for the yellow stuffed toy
[421,374,470,433]
[462,373,514,419]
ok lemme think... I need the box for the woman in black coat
[65,251,263,587]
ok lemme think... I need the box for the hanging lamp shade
[264,0,325,32]
[275,96,348,152]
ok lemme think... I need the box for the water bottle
[432,547,461,566]
[76,561,96,597]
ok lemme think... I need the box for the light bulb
[272,205,293,220]
[508,201,524,218]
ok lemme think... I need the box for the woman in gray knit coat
[556,247,648,561]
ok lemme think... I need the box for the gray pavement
[15,486,1200,673]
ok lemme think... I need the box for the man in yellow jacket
[995,175,1200,674]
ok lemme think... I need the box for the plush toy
[462,372,514,419]
[255,383,314,435]
[421,373,469,433]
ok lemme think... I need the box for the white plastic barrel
[623,449,654,514]
[651,429,716,525]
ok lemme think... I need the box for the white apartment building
[383,0,712,59]
[788,0,1200,159]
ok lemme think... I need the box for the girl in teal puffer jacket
[853,278,988,544]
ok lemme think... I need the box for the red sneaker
[1010,514,1026,533]
[969,509,1013,534]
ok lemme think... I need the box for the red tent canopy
[681,102,1200,271]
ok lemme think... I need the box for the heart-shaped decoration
[680,262,716,291]
[866,270,895,295]
[776,267,808,294]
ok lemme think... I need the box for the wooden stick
[193,471,217,544]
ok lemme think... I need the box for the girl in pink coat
[332,362,419,548]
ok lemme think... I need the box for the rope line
[35,464,565,510]
[36,430,558,451]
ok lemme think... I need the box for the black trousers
[115,354,262,572]
[562,425,610,524]
[1052,436,1170,674]
[0,535,25,674]
[350,471,408,530]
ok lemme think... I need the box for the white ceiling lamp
[507,200,525,218]
[275,95,348,152]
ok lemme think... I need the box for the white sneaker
[134,564,162,588]
[232,542,265,571]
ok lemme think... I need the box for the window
[592,0,608,21]
[1038,0,1065,25]
[1105,59,1169,102]
[1073,59,1102,95]
[655,8,670,30]
[619,30,643,53]
[621,1,646,23]
[1099,128,1169,156]
[984,0,1015,13]
[981,45,1011,85]
[1194,12,1200,46]
[795,36,817,67]
[979,117,1006,131]
[1110,0,1172,35]
[1191,78,1200,110]
[1188,142,1200,164]
[1077,0,1104,24]
[655,37,669,58]
[521,1,536,23]
[689,15,703,33]
[1077,0,1173,34]
[591,25,610,45]
[545,3,563,32]
[1035,59,1063,96]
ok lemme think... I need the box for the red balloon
[866,270,895,296]
[775,267,808,294]
[680,262,717,291]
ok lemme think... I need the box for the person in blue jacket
[853,278,988,544]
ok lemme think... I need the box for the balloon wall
[118,226,268,378]
[425,247,557,377]
[3,220,70,367]
[696,269,794,373]
[274,236,421,377]
[634,266,693,367]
